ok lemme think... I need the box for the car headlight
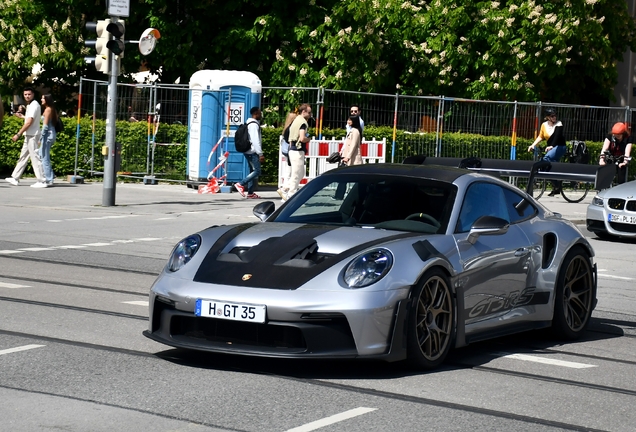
[343,249,393,288]
[591,195,604,207]
[167,235,201,272]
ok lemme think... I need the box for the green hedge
[2,116,630,183]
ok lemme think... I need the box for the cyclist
[527,108,567,195]
[600,122,632,184]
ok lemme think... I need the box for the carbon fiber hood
[193,223,419,290]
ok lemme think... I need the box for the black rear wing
[402,155,615,191]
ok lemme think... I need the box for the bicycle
[514,146,547,199]
[600,151,626,187]
[517,143,591,203]
[558,141,592,203]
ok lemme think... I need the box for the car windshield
[271,174,456,234]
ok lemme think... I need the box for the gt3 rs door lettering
[468,287,535,319]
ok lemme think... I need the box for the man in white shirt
[346,105,365,135]
[233,107,265,199]
[5,88,47,188]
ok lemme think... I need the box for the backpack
[234,121,253,153]
[570,140,589,164]
[54,117,64,133]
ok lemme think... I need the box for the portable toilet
[187,70,261,186]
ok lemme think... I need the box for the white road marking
[122,301,149,306]
[0,344,45,356]
[47,215,139,223]
[285,407,377,432]
[155,217,174,220]
[598,274,633,281]
[497,352,597,369]
[0,238,166,255]
[0,282,31,289]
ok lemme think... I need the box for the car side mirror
[467,216,509,245]
[253,201,276,222]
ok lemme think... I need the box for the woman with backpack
[39,94,58,186]
[600,122,632,184]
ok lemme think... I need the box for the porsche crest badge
[242,274,252,281]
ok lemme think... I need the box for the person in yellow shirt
[527,108,566,195]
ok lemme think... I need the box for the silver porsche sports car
[144,163,597,369]
[586,180,636,239]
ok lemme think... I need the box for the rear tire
[551,247,595,339]
[561,181,591,203]
[406,269,455,369]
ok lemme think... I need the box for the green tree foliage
[0,0,634,106]
[259,0,636,103]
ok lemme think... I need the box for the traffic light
[106,21,125,56]
[84,19,125,75]
[84,19,111,74]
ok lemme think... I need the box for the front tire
[552,247,595,339]
[406,269,455,369]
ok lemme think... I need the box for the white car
[587,180,636,238]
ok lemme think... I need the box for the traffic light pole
[102,16,120,207]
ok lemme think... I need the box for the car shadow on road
[592,233,636,244]
[154,347,420,379]
[152,317,628,379]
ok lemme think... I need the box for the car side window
[456,182,509,233]
[502,186,537,223]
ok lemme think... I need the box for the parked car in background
[587,180,636,239]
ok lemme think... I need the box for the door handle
[515,247,530,257]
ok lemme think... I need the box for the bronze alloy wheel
[553,248,595,339]
[407,269,455,369]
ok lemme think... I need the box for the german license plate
[608,214,636,224]
[195,299,266,323]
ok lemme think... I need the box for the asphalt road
[1,179,635,432]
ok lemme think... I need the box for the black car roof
[321,163,468,183]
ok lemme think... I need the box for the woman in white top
[341,115,363,166]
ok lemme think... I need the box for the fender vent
[543,233,557,269]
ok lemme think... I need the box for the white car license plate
[195,299,266,323]
[608,214,636,224]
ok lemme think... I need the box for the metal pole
[73,77,83,178]
[510,101,518,160]
[435,96,444,157]
[316,87,323,140]
[102,16,119,206]
[91,81,98,174]
[146,84,155,175]
[391,93,398,163]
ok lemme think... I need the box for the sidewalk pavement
[1,178,594,225]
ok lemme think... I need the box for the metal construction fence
[74,78,635,182]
